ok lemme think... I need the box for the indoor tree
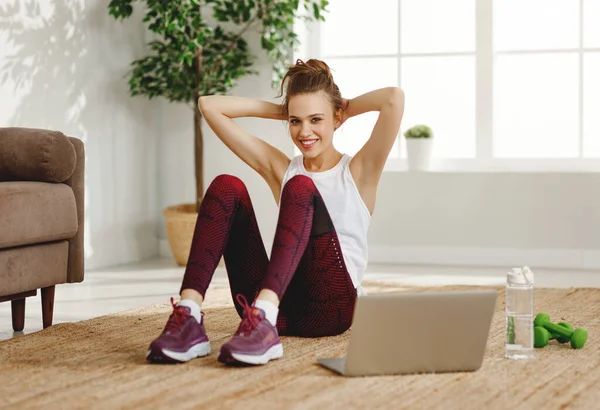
[108,0,328,211]
[107,0,328,263]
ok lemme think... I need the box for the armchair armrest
[65,137,85,283]
[0,127,76,183]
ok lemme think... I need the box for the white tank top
[280,154,371,296]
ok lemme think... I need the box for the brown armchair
[0,127,85,331]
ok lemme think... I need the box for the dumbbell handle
[543,321,573,338]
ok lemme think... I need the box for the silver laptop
[317,289,498,377]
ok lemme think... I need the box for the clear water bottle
[505,266,534,359]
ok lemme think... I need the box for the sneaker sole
[218,343,283,366]
[147,341,211,363]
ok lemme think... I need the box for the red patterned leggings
[180,174,357,337]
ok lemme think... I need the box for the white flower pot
[406,138,433,171]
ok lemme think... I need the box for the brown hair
[278,59,343,119]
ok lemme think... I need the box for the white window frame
[297,0,600,172]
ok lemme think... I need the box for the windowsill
[383,158,600,173]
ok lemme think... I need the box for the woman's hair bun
[278,58,343,117]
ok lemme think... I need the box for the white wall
[371,172,600,269]
[0,0,159,270]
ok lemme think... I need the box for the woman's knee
[207,174,248,196]
[285,175,315,189]
[281,175,317,199]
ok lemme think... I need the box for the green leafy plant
[108,0,329,211]
[404,124,433,139]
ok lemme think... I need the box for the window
[294,0,600,170]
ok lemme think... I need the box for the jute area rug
[0,281,599,410]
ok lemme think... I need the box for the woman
[147,58,405,365]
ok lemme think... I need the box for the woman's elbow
[197,96,209,113]
[388,87,405,107]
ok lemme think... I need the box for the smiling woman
[146,58,404,368]
[278,59,344,168]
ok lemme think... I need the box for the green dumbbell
[534,326,551,348]
[553,322,574,343]
[533,322,574,348]
[534,313,588,349]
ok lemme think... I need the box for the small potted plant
[404,124,433,171]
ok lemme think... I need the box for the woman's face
[287,91,340,159]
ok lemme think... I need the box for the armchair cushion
[0,127,77,183]
[0,181,78,249]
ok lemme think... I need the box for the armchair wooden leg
[41,286,55,329]
[11,299,25,332]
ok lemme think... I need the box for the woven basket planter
[163,203,198,266]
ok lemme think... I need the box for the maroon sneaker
[146,298,211,363]
[218,294,283,365]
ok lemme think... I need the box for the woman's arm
[347,87,405,183]
[199,95,285,120]
[198,96,291,188]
